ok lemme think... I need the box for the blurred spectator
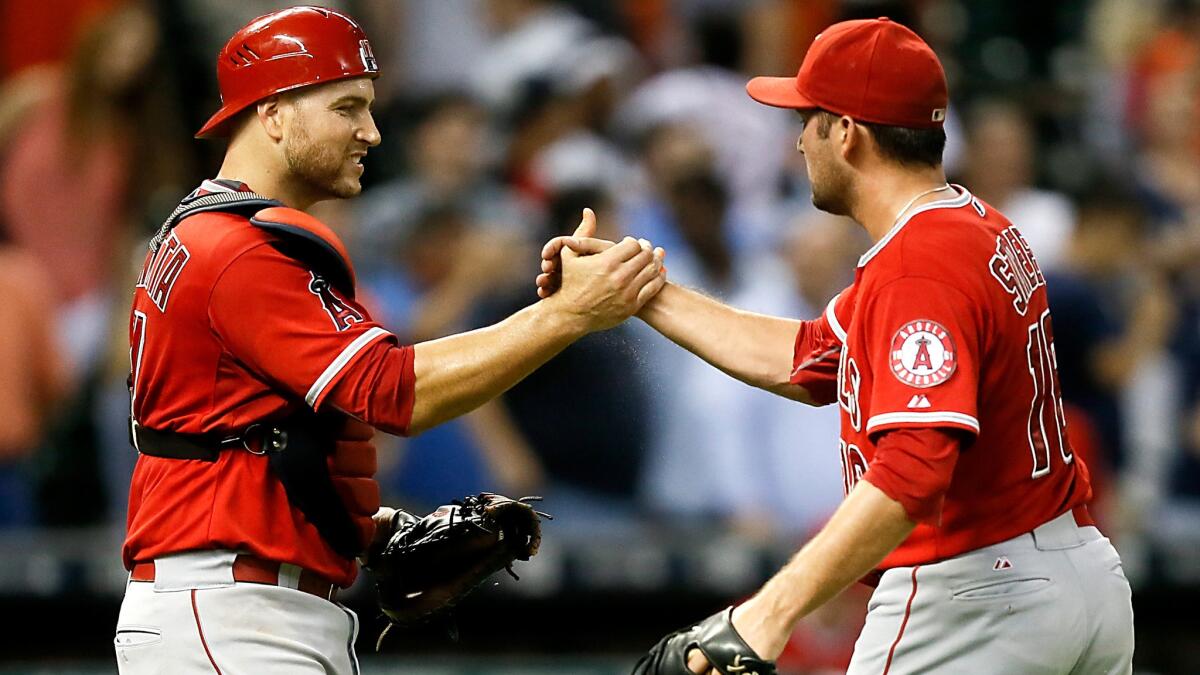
[1123,0,1200,143]
[491,3,641,201]
[471,0,608,122]
[0,3,192,378]
[1131,71,1200,231]
[638,169,845,537]
[1046,187,1176,529]
[616,7,793,237]
[353,92,532,274]
[0,216,68,527]
[380,0,488,95]
[361,202,532,508]
[0,0,120,77]
[959,99,1077,271]
[474,186,653,527]
[623,121,730,256]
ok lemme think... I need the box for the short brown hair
[809,110,945,169]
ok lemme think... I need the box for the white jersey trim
[200,179,237,194]
[866,411,980,433]
[305,326,391,408]
[858,185,974,268]
[824,292,847,342]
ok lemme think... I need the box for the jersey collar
[857,184,974,268]
[191,178,253,197]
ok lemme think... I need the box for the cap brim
[746,76,817,110]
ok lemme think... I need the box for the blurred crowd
[3,0,1200,641]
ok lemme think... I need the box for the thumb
[572,207,597,238]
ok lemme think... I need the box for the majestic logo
[308,273,363,331]
[136,232,190,312]
[890,320,956,388]
[989,226,1045,316]
[907,394,932,409]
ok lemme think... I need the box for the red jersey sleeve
[789,288,852,404]
[862,276,981,437]
[209,244,397,411]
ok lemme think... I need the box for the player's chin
[330,173,364,199]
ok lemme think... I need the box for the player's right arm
[210,218,664,438]
[539,235,845,405]
[635,282,814,402]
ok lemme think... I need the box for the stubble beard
[809,160,852,217]
[284,121,361,201]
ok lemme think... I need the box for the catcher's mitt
[366,493,547,634]
[632,607,777,675]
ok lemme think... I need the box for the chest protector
[133,191,377,559]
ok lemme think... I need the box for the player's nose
[358,114,382,147]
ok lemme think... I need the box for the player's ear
[256,95,285,142]
[838,115,858,161]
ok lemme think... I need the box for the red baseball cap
[197,6,380,138]
[747,17,948,128]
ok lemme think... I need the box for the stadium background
[0,0,1198,672]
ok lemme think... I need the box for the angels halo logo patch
[890,320,956,388]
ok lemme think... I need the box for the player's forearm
[408,302,586,434]
[637,282,814,402]
[738,480,915,657]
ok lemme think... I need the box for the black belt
[131,421,278,461]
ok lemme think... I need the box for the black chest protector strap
[150,190,282,252]
[134,412,364,559]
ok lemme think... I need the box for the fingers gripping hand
[537,208,599,299]
[535,208,665,298]
[551,236,665,332]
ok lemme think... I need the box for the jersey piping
[305,326,391,407]
[824,292,847,342]
[858,186,974,268]
[866,411,981,433]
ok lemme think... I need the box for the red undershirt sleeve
[862,427,962,525]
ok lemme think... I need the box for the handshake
[533,208,668,333]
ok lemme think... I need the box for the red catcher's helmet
[196,6,380,138]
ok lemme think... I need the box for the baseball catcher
[632,608,776,675]
[365,493,548,643]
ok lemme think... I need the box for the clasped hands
[535,208,667,331]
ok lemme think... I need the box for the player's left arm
[721,479,916,661]
[690,426,960,668]
[691,273,982,669]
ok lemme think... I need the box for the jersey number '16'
[1026,308,1073,478]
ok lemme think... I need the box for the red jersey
[790,186,1091,568]
[124,180,414,587]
